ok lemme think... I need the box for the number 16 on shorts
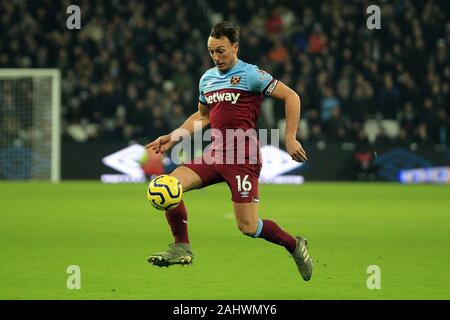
[234,175,259,202]
[236,175,252,192]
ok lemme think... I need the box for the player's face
[207,36,238,72]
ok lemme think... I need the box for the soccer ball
[147,175,183,211]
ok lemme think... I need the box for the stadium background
[1,0,449,181]
[1,0,450,300]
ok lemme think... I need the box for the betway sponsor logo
[206,92,240,104]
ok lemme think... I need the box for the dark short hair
[210,22,240,44]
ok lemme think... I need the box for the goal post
[0,69,61,182]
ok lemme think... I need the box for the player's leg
[222,169,297,250]
[148,166,201,266]
[162,165,202,244]
[233,201,296,252]
[148,164,223,267]
[226,169,313,281]
[232,202,259,235]
[233,201,313,281]
[171,165,204,192]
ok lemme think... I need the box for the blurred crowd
[1,0,449,149]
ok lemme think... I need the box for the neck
[229,58,238,69]
[221,58,238,73]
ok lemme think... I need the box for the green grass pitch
[0,181,449,299]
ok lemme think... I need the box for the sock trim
[253,219,263,238]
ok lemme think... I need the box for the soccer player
[146,22,313,281]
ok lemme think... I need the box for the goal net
[0,69,61,181]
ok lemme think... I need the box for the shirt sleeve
[198,76,207,104]
[247,64,278,95]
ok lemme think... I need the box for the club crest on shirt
[230,76,241,85]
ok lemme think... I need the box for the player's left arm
[270,81,308,162]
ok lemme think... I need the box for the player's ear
[234,42,239,54]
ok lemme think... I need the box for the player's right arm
[145,102,209,154]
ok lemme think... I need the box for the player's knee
[237,220,258,237]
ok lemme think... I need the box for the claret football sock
[257,219,297,253]
[165,201,189,244]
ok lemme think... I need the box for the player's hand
[145,134,173,154]
[285,138,308,163]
